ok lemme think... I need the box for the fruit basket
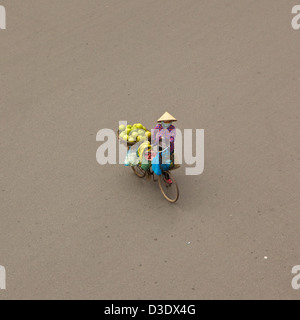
[118,123,152,148]
[117,130,136,147]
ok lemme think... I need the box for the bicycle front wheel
[131,165,146,178]
[158,171,179,203]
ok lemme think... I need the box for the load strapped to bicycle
[118,112,180,203]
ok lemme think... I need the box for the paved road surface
[0,0,299,299]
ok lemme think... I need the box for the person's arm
[151,125,161,146]
[169,127,176,153]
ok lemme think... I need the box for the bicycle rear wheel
[131,165,146,178]
[158,171,179,203]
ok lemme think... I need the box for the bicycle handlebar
[155,146,170,154]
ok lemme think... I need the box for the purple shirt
[153,124,176,153]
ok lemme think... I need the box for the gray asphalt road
[0,0,299,299]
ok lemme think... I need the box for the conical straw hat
[157,112,177,122]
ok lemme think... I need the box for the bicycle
[131,146,180,203]
[118,130,180,203]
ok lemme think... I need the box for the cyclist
[152,112,177,183]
